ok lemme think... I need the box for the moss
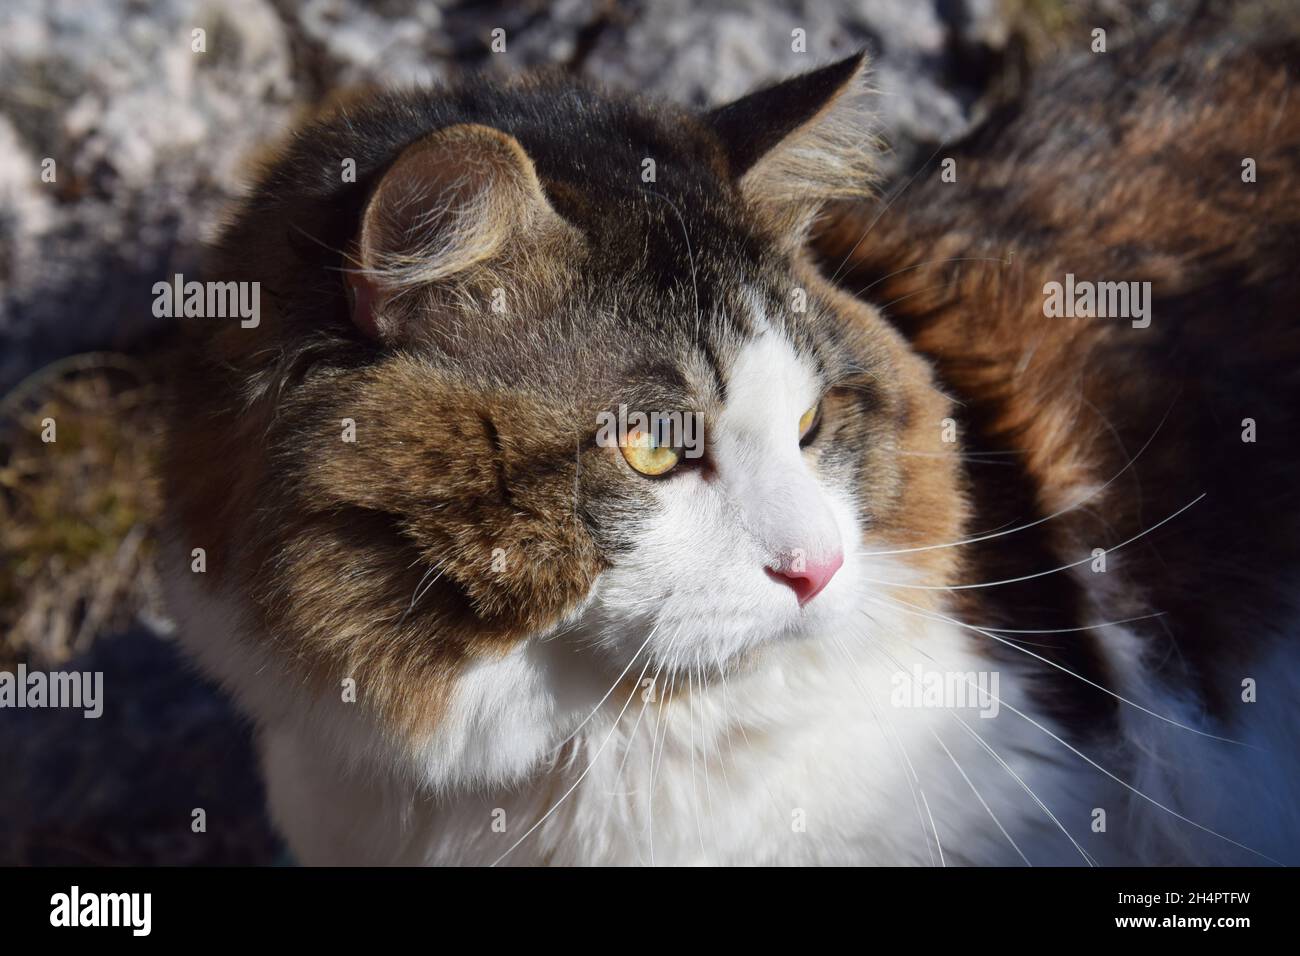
[0,354,166,665]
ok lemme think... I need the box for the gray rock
[579,0,972,151]
[0,0,297,388]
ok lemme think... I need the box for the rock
[578,0,973,156]
[0,0,296,389]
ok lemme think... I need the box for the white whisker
[859,492,1206,591]
[930,727,1031,866]
[863,593,1249,747]
[858,396,1178,558]
[881,638,1279,865]
[919,790,946,867]
[948,712,1097,867]
[547,618,661,757]
[828,635,940,865]
[826,139,951,285]
[491,654,654,866]
[869,640,1095,866]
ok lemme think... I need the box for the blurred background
[0,0,1257,864]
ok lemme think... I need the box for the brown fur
[816,26,1300,723]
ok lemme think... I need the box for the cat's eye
[621,426,683,477]
[799,402,822,444]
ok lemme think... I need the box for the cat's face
[170,54,964,745]
[576,278,903,678]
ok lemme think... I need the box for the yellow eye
[621,427,683,477]
[799,402,821,441]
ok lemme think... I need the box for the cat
[161,26,1300,865]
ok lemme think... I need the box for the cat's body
[163,27,1300,865]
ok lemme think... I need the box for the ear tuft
[707,52,879,243]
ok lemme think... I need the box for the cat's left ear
[707,52,876,244]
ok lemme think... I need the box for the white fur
[162,327,1299,866]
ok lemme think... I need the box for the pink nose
[767,553,844,606]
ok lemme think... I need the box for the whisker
[973,683,1279,863]
[394,559,448,629]
[919,790,946,868]
[876,637,1280,865]
[647,665,678,866]
[863,594,1249,747]
[716,660,788,827]
[546,618,662,757]
[948,712,1097,866]
[858,395,1178,558]
[686,668,708,860]
[930,727,1031,866]
[609,660,659,799]
[858,492,1206,590]
[638,187,701,339]
[491,653,654,866]
[850,255,1013,298]
[647,625,686,866]
[696,660,731,861]
[981,612,1168,635]
[874,278,974,314]
[868,640,1096,866]
[827,634,940,865]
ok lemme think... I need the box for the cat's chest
[448,608,1093,866]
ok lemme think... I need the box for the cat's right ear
[346,123,573,342]
[707,52,878,245]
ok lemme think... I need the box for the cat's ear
[347,123,574,341]
[707,52,877,244]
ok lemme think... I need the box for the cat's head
[169,54,965,746]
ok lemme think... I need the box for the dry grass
[0,353,169,668]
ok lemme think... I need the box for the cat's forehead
[601,279,845,399]
[428,250,839,406]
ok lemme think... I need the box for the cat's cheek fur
[158,533,600,789]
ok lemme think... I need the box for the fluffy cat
[162,29,1300,865]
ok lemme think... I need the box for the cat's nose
[767,552,844,606]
